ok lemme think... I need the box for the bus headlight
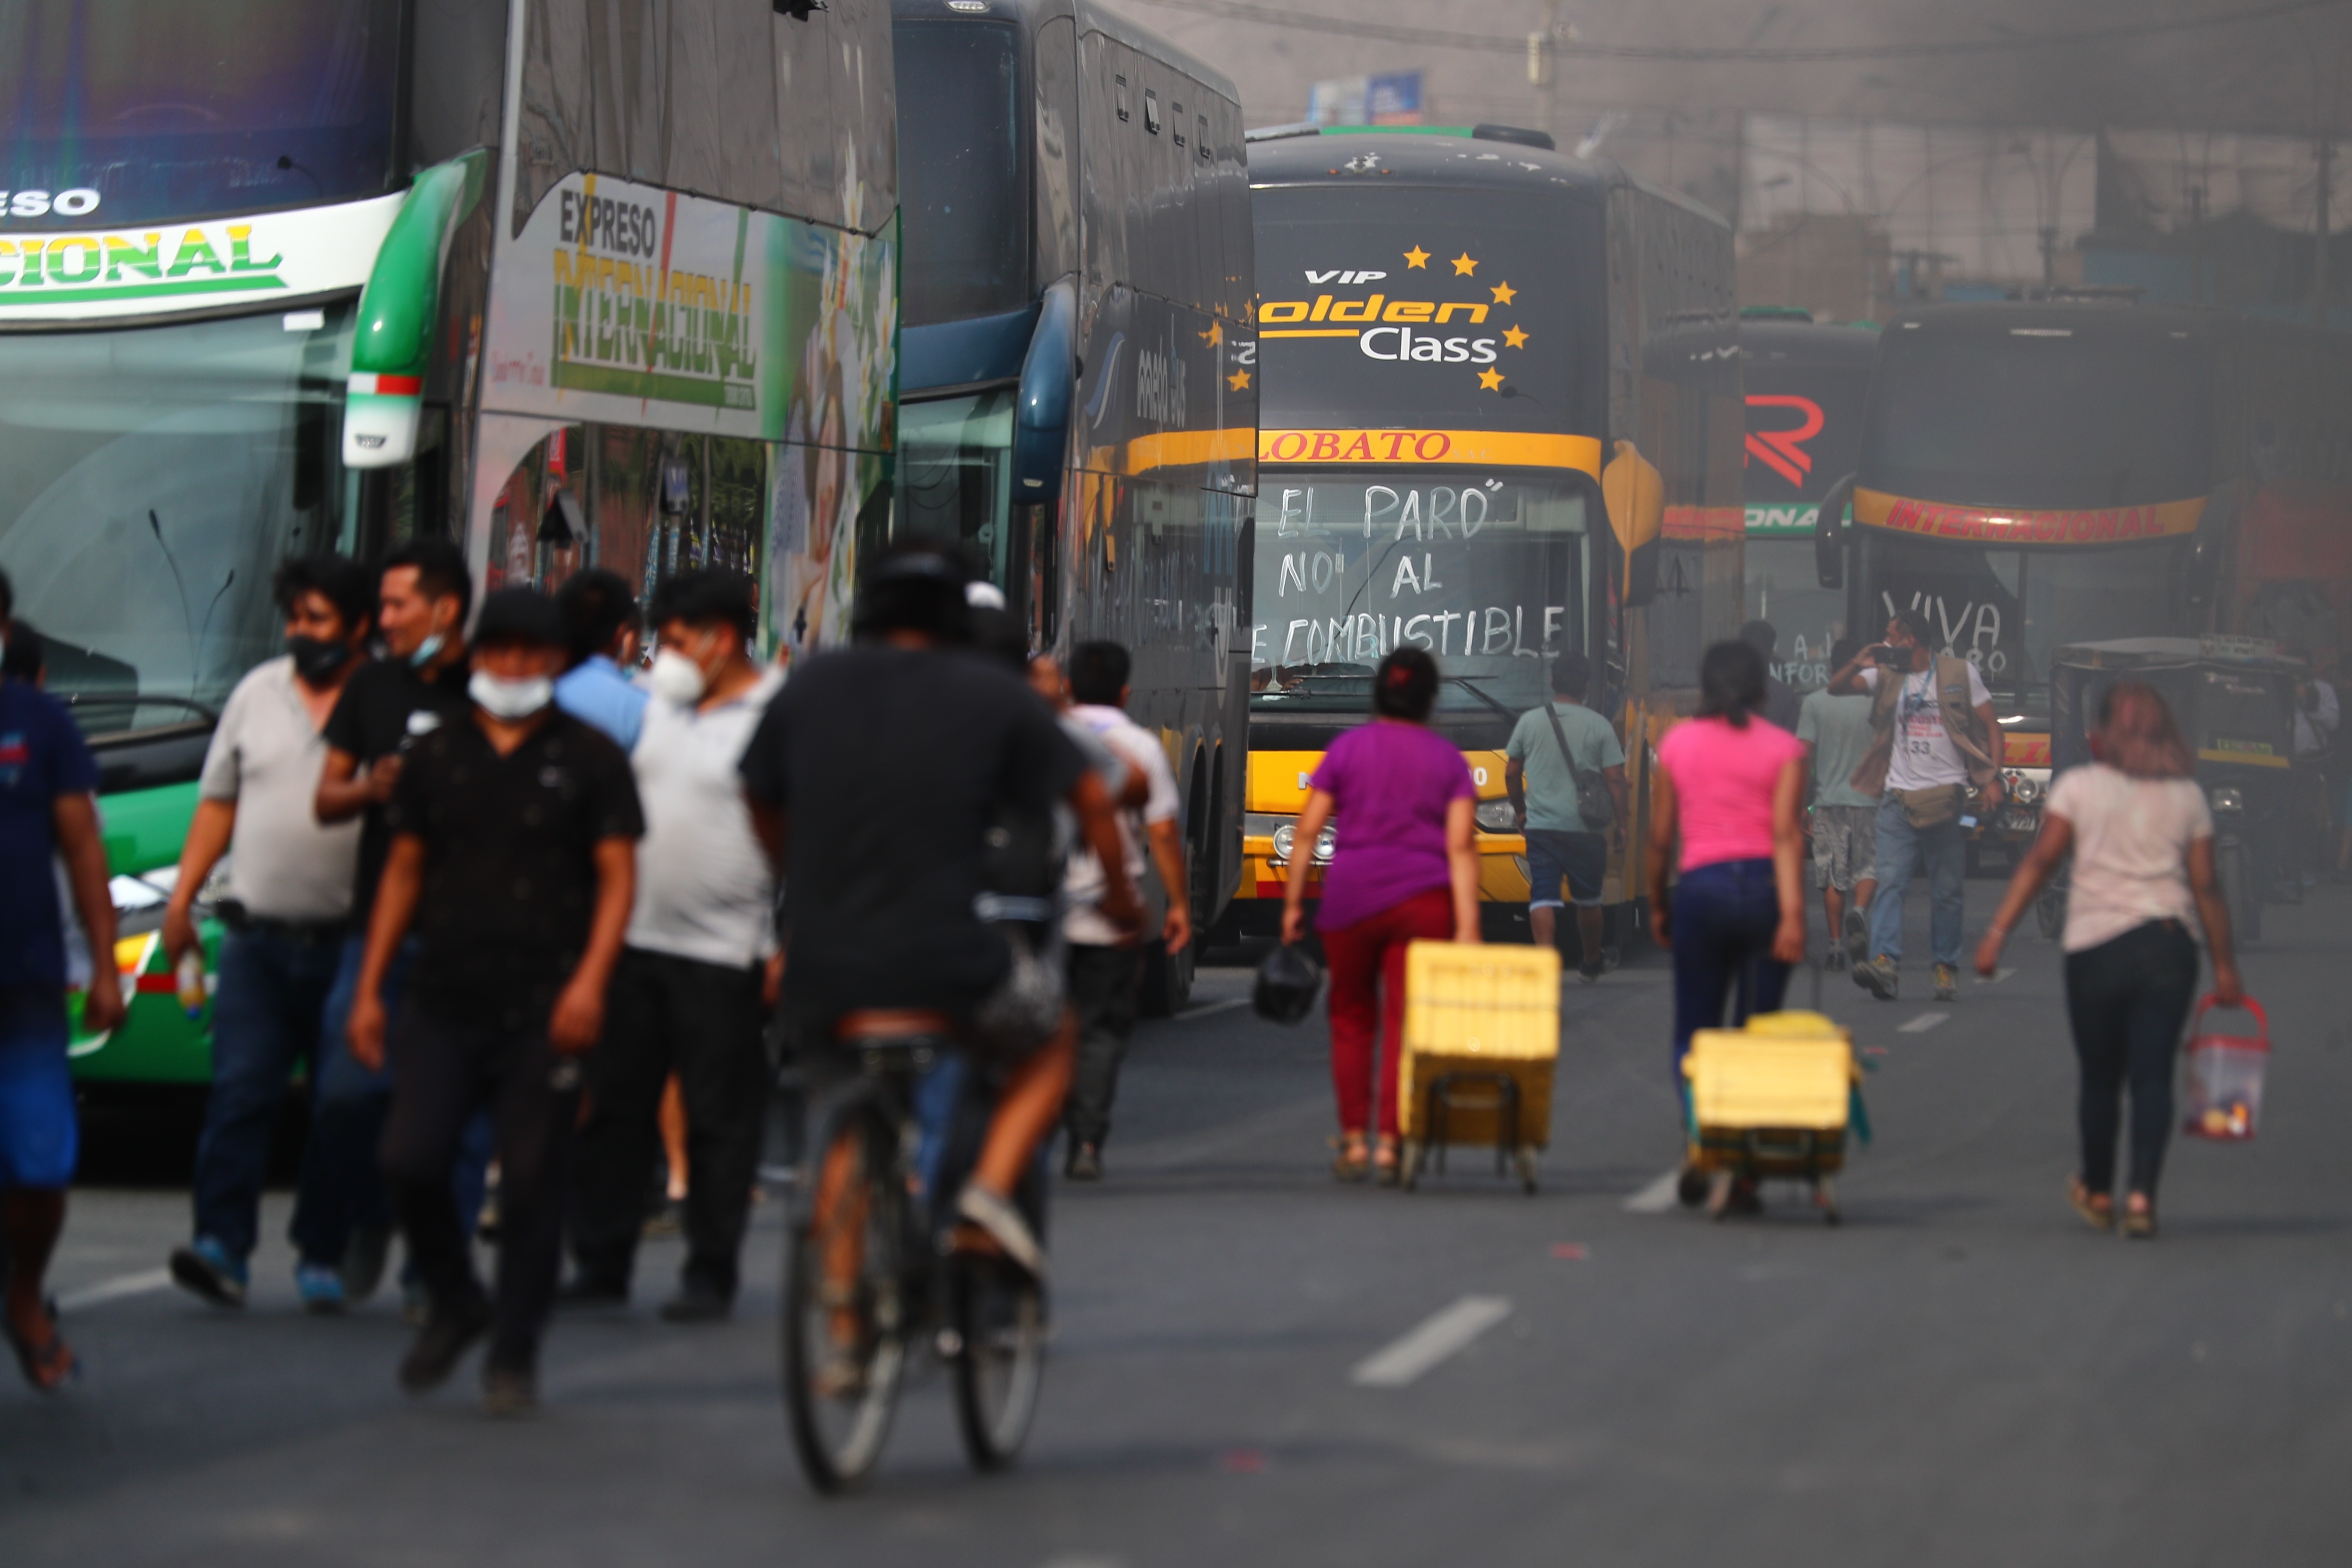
[1271,824,1296,862]
[1314,825,1338,864]
[2209,786,2245,813]
[1475,799,1518,832]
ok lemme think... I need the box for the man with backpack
[1828,608,2005,1004]
[1506,652,1629,982]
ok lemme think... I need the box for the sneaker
[398,1296,490,1394]
[954,1184,1047,1280]
[340,1226,392,1305]
[1843,907,1870,967]
[1066,1142,1104,1182]
[482,1362,537,1418]
[658,1283,732,1324]
[1823,948,1848,974]
[641,1197,683,1239]
[1854,956,1899,1001]
[1933,963,1959,1002]
[1601,945,1623,974]
[168,1238,248,1308]
[294,1262,347,1314]
[1577,957,1605,985]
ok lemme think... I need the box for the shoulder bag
[1543,701,1614,831]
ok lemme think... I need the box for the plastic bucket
[2182,995,2269,1142]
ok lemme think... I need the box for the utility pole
[2313,131,2333,327]
[1528,1,1561,137]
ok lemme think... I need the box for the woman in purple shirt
[1281,649,1481,1182]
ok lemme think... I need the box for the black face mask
[287,634,355,686]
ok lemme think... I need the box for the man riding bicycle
[739,548,1139,1277]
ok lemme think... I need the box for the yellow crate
[1398,941,1560,1146]
[1683,1019,1857,1133]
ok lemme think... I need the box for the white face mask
[469,671,553,720]
[647,647,707,706]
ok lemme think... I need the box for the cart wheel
[1705,1169,1735,1222]
[1513,1147,1539,1195]
[1816,1178,1840,1227]
[1399,1140,1423,1191]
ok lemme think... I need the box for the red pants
[1321,887,1455,1139]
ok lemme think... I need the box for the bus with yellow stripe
[1227,124,1742,945]
[1814,303,2352,878]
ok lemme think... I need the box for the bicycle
[781,1010,1049,1493]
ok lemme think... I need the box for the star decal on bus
[1199,321,1223,346]
[1404,245,1430,269]
[1228,367,1251,391]
[1490,281,1516,305]
[1451,252,1478,276]
[1502,325,1528,349]
[1478,367,1505,391]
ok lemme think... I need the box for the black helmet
[1253,943,1324,1026]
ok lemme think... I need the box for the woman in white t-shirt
[1977,682,2244,1238]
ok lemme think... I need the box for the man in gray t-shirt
[1506,652,1628,980]
[1795,635,1879,970]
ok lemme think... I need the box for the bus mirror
[1815,472,1854,590]
[1602,439,1664,609]
[1013,280,1079,504]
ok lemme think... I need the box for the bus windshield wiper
[60,692,220,724]
[1445,674,1516,722]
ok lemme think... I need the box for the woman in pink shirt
[1649,641,1809,1141]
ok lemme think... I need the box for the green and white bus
[0,0,898,1093]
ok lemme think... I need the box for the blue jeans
[1669,858,1791,1084]
[1868,798,1967,967]
[190,925,346,1265]
[306,936,492,1266]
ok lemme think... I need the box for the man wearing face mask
[347,588,643,1416]
[309,539,476,1306]
[565,570,781,1320]
[162,556,373,1311]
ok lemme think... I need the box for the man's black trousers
[380,1004,580,1372]
[1063,942,1141,1149]
[569,947,769,1299]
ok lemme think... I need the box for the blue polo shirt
[0,677,99,989]
[554,655,649,752]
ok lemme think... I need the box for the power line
[1124,0,2351,63]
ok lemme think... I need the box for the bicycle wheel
[782,1101,907,1494]
[948,1248,1047,1472]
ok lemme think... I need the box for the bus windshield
[1249,470,1588,723]
[894,19,1026,325]
[1745,536,1847,692]
[0,0,401,227]
[897,389,1016,585]
[0,303,357,739]
[1864,324,2210,510]
[1859,530,2187,719]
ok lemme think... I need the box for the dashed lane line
[1351,1295,1513,1388]
[56,1267,173,1312]
[1898,1012,1950,1034]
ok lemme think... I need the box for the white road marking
[1176,996,1250,1021]
[1351,1295,1513,1388]
[1623,1168,1684,1213]
[1898,1012,1949,1034]
[56,1267,173,1312]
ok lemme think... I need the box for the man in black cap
[347,587,643,1416]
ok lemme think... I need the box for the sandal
[2067,1176,2114,1233]
[1372,1140,1401,1188]
[2120,1193,2157,1240]
[1329,1136,1370,1183]
[5,1299,77,1393]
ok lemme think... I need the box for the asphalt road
[8,885,2352,1566]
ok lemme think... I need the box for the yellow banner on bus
[1853,487,2206,545]
[1259,428,1603,474]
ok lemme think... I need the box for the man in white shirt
[565,570,781,1322]
[162,556,371,1311]
[1828,608,2004,1004]
[2288,645,2339,891]
[1058,642,1190,1182]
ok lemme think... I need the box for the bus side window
[1034,16,1079,287]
